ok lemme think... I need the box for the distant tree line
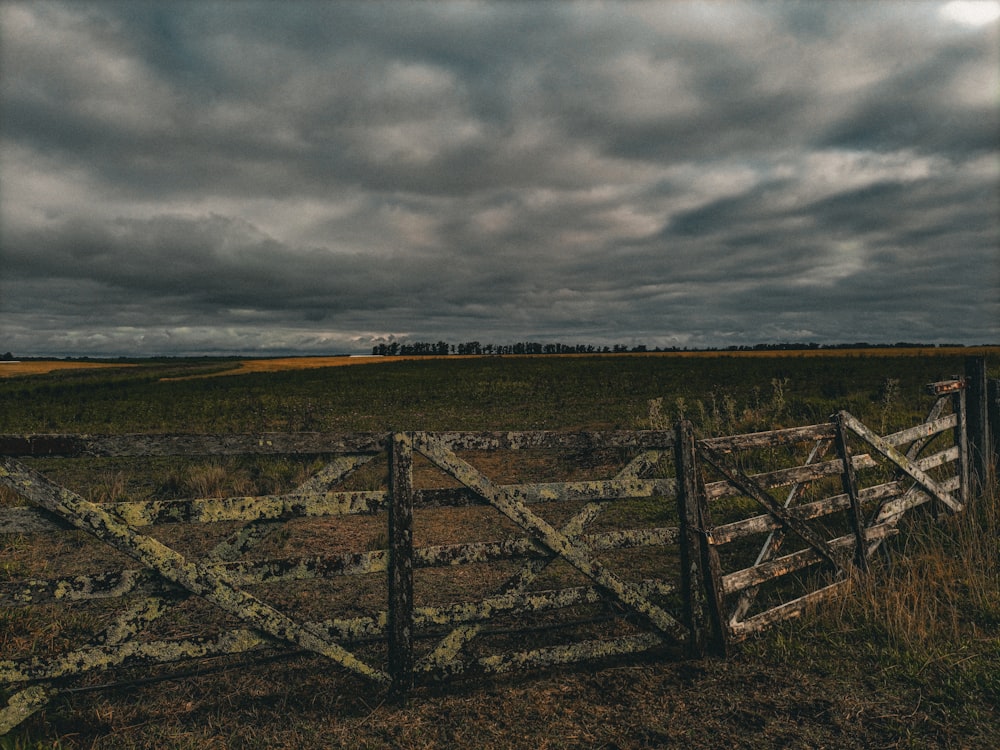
[371,340,963,356]
[371,341,657,356]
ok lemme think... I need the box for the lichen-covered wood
[0,397,971,733]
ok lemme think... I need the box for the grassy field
[1,351,998,748]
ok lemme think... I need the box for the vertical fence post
[989,378,1000,484]
[388,432,414,704]
[954,383,971,509]
[965,356,991,491]
[834,413,869,574]
[674,420,727,657]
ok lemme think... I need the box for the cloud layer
[2,1,997,355]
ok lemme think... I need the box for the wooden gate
[1,430,686,732]
[684,379,967,649]
[0,381,971,733]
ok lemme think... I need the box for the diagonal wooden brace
[837,411,962,513]
[0,458,389,686]
[412,435,687,643]
[729,438,833,625]
[416,449,667,673]
[697,442,847,573]
[0,455,380,730]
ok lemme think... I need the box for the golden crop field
[0,361,138,378]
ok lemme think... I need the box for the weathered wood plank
[954,389,971,507]
[0,433,388,457]
[926,379,964,396]
[0,457,389,686]
[834,415,868,572]
[728,580,848,640]
[413,579,675,630]
[423,632,666,679]
[428,431,675,451]
[882,415,958,449]
[876,475,959,520]
[838,411,962,513]
[413,433,689,643]
[0,685,51,736]
[3,527,681,606]
[2,475,678,533]
[709,481,902,545]
[965,356,991,490]
[698,443,847,572]
[0,506,74,534]
[676,420,711,657]
[703,454,876,501]
[0,627,269,685]
[721,523,897,595]
[388,433,414,703]
[700,423,836,453]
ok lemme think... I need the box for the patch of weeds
[1,533,29,581]
[0,732,68,750]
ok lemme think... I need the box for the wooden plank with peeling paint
[697,442,847,572]
[0,457,390,686]
[728,580,848,640]
[0,433,388,457]
[709,481,902,545]
[700,423,836,453]
[422,633,667,679]
[721,523,897,595]
[881,414,958,448]
[926,379,964,396]
[838,411,962,513]
[703,454,876,501]
[412,433,688,643]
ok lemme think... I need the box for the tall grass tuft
[831,483,999,655]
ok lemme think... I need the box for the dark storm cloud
[1,1,997,356]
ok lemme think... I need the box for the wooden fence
[0,378,978,733]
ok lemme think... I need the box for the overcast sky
[1,1,998,357]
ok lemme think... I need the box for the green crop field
[1,352,998,749]
[2,350,996,435]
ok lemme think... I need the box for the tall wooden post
[674,421,727,657]
[964,357,991,490]
[989,378,1000,483]
[834,414,868,573]
[954,385,970,509]
[388,432,414,704]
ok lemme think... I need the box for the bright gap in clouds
[940,1,1000,26]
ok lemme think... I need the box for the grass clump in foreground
[753,481,1000,749]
